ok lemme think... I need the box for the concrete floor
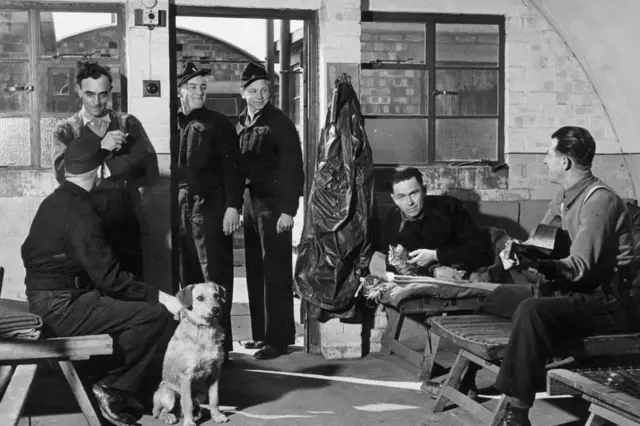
[18,273,593,426]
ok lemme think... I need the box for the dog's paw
[159,412,179,425]
[211,412,229,423]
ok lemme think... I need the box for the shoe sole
[97,406,138,426]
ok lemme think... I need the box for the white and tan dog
[152,282,229,425]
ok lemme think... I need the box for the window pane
[435,118,497,161]
[205,96,239,117]
[0,118,30,166]
[39,64,123,113]
[0,62,30,113]
[435,69,498,116]
[362,22,426,64]
[360,69,427,115]
[40,117,60,169]
[0,10,29,59]
[365,118,427,164]
[436,23,498,67]
[40,12,119,59]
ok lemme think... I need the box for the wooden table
[547,368,640,426]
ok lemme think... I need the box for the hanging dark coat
[294,74,375,320]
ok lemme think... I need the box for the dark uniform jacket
[177,107,244,214]
[52,109,149,187]
[88,187,144,279]
[378,195,492,271]
[538,173,637,305]
[21,181,158,303]
[237,102,304,216]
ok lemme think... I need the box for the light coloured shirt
[80,106,111,178]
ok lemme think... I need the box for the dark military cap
[177,61,209,87]
[64,136,105,175]
[241,62,269,88]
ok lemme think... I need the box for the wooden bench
[428,314,640,425]
[0,334,113,426]
[0,269,113,425]
[547,368,640,426]
[380,296,484,380]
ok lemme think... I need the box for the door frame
[169,6,319,352]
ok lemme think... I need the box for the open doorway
[168,7,318,352]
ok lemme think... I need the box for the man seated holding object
[369,167,493,283]
[22,140,182,426]
[493,126,640,426]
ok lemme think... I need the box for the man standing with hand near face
[52,62,151,279]
[53,62,150,190]
[237,62,304,360]
[176,62,244,361]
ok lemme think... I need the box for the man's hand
[222,207,240,236]
[499,248,536,271]
[158,291,183,317]
[101,130,126,152]
[407,249,438,267]
[276,213,294,234]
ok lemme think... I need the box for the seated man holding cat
[369,167,492,281]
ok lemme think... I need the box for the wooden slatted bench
[380,296,484,380]
[547,368,640,426]
[0,334,113,426]
[428,314,640,426]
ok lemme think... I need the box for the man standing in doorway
[52,62,150,278]
[237,62,305,360]
[176,61,245,361]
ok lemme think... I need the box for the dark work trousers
[26,289,171,393]
[494,294,640,407]
[243,190,295,347]
[178,188,234,353]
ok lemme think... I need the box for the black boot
[498,403,531,426]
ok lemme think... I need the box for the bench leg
[58,360,103,426]
[433,349,470,412]
[0,364,37,426]
[380,307,404,356]
[489,395,508,426]
[434,350,500,425]
[418,329,440,381]
[585,411,608,426]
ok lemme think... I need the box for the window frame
[0,1,125,169]
[360,11,506,165]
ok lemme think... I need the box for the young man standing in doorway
[237,62,305,360]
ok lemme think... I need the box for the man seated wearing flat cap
[22,141,182,426]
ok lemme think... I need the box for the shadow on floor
[221,356,342,412]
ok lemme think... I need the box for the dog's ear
[216,284,227,305]
[177,284,194,310]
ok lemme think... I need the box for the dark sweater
[378,195,492,271]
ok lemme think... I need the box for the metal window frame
[360,11,505,165]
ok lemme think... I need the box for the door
[0,5,125,169]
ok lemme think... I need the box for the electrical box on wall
[134,9,167,28]
[143,80,161,97]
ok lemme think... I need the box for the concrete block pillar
[125,0,173,293]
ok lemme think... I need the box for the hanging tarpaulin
[294,73,375,320]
